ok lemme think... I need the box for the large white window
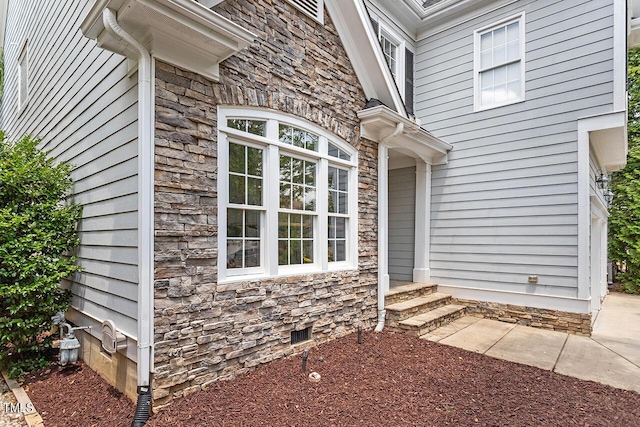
[474,13,525,111]
[218,108,358,282]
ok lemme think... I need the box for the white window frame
[218,107,358,283]
[371,16,407,100]
[473,13,525,111]
[17,39,29,113]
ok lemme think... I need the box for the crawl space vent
[101,319,127,355]
[287,0,324,24]
[291,327,310,345]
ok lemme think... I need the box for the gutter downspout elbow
[102,8,154,425]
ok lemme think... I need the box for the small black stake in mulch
[357,325,362,344]
[302,349,309,372]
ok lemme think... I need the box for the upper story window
[17,39,29,111]
[218,108,358,282]
[474,13,525,111]
[380,31,398,79]
[370,15,415,115]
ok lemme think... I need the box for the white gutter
[102,8,154,388]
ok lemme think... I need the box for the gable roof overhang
[587,111,628,172]
[358,104,452,165]
[81,0,255,81]
[577,110,627,173]
[324,0,407,117]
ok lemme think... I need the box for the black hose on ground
[131,386,151,427]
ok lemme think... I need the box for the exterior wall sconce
[604,189,614,206]
[596,171,610,190]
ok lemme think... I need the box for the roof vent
[101,320,127,355]
[287,0,324,24]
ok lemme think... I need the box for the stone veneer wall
[455,299,592,335]
[152,0,378,409]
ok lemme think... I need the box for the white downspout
[374,122,403,332]
[102,9,154,390]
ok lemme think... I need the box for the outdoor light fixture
[604,189,614,206]
[596,171,610,190]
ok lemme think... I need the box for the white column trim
[413,161,431,283]
[577,120,591,301]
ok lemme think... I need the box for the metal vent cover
[287,0,324,24]
[291,327,311,345]
[101,319,127,355]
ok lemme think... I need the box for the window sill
[219,265,358,285]
[474,96,525,113]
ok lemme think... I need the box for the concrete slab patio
[423,292,640,393]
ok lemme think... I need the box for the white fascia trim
[324,0,406,116]
[81,0,255,82]
[437,285,591,314]
[613,0,625,111]
[417,0,518,40]
[358,105,452,162]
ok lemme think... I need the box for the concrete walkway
[422,292,640,393]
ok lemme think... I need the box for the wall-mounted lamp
[596,171,610,190]
[604,189,614,206]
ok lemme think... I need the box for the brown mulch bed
[17,331,640,426]
[20,362,134,427]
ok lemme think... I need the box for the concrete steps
[384,282,466,337]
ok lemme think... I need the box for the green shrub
[0,134,81,376]
[609,46,640,293]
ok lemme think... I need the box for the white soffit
[591,126,628,172]
[358,105,451,165]
[81,0,256,81]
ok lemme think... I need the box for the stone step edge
[399,304,467,329]
[384,282,438,305]
[385,292,451,313]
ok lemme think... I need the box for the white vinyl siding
[415,0,614,299]
[1,0,139,337]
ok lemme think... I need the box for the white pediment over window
[81,0,256,81]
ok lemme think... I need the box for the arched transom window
[218,108,358,281]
